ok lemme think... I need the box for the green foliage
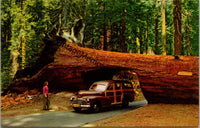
[1,0,199,90]
[182,0,199,56]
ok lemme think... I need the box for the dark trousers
[43,95,50,110]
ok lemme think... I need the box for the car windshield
[89,83,107,92]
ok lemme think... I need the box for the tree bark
[186,14,191,56]
[173,0,182,55]
[136,27,140,54]
[155,0,159,55]
[121,0,125,52]
[161,0,166,55]
[103,3,107,51]
[12,50,19,78]
[145,22,148,54]
[64,0,67,27]
[7,36,199,104]
[155,18,159,54]
[21,1,26,69]
[21,36,26,69]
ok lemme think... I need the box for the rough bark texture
[7,36,199,104]
[103,3,107,51]
[173,0,182,55]
[155,0,159,55]
[121,0,125,52]
[161,0,166,55]
[155,18,159,54]
[186,17,191,56]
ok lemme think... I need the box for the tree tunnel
[5,36,198,104]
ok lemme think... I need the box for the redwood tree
[185,12,191,56]
[155,0,159,55]
[161,0,166,55]
[121,0,125,52]
[103,2,108,50]
[173,0,182,55]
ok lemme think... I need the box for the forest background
[1,0,199,92]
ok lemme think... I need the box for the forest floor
[1,90,199,127]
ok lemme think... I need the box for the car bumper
[71,98,92,108]
[72,103,91,108]
[71,101,91,107]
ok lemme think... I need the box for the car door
[105,83,115,103]
[115,82,122,103]
[122,82,135,101]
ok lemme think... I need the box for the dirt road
[1,100,147,127]
[1,91,199,127]
[83,104,199,127]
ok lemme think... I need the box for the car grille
[72,99,87,105]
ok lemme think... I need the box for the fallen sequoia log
[7,36,199,104]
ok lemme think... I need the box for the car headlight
[70,96,76,101]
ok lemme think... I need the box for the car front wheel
[122,99,129,107]
[91,102,101,113]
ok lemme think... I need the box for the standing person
[43,81,50,110]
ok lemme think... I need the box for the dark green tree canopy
[1,0,199,90]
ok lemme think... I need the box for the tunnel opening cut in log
[5,36,199,104]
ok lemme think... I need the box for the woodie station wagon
[70,80,135,112]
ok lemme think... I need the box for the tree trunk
[121,0,125,52]
[155,18,159,55]
[5,29,9,47]
[173,0,182,55]
[21,1,26,69]
[145,22,148,54]
[140,35,144,54]
[161,0,166,55]
[155,0,159,55]
[103,3,107,50]
[64,0,67,27]
[21,36,26,69]
[8,36,199,104]
[186,15,191,56]
[11,50,19,78]
[136,27,140,53]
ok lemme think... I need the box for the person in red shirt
[43,81,50,110]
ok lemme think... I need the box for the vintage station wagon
[70,80,135,112]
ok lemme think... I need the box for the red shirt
[43,86,49,94]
